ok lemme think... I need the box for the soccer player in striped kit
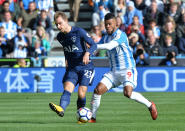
[49,11,97,118]
[89,13,158,123]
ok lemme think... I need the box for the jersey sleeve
[56,33,60,43]
[97,31,128,50]
[112,31,128,45]
[79,28,97,55]
[97,41,119,50]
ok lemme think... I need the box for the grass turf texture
[0,92,185,131]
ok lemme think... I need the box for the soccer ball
[76,107,92,123]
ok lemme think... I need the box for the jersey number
[127,72,132,78]
[84,70,93,78]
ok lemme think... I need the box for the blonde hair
[118,0,125,6]
[36,26,48,40]
[163,16,176,32]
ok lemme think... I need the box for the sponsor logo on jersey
[63,44,79,52]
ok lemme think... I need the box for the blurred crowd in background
[0,0,56,67]
[89,0,185,66]
[0,0,184,67]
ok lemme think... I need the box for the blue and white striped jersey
[36,0,54,11]
[0,21,17,39]
[98,29,136,71]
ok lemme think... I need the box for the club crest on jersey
[71,36,76,43]
[60,40,63,43]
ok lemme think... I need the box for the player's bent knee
[94,87,104,95]
[64,82,75,93]
[78,86,87,98]
[94,83,108,95]
[124,86,133,98]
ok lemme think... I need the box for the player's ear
[113,18,117,26]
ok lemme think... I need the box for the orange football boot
[88,118,96,123]
[149,101,158,120]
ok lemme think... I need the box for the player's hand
[83,52,90,65]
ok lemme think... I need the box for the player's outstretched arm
[97,30,128,50]
[97,41,119,50]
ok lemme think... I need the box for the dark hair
[2,0,9,6]
[41,9,47,13]
[149,19,157,24]
[105,13,115,21]
[133,15,139,19]
[136,49,144,56]
[4,10,11,15]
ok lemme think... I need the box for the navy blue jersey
[57,26,97,68]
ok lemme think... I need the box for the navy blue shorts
[62,68,95,86]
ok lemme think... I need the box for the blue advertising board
[0,67,185,93]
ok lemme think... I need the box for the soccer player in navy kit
[49,11,97,118]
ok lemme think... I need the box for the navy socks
[60,90,71,111]
[77,97,86,109]
[60,90,86,111]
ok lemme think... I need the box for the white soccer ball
[76,107,92,123]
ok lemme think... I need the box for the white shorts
[100,68,137,90]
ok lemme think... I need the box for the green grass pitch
[0,92,185,131]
